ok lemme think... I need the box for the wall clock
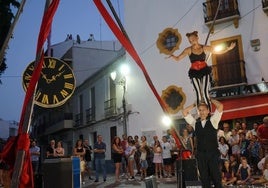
[22,57,76,108]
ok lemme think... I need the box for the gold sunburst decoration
[156,28,182,55]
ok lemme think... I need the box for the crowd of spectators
[109,116,268,186]
[1,116,267,187]
[29,115,268,186]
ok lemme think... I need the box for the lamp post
[111,64,129,135]
[121,77,127,135]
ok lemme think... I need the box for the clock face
[22,57,76,108]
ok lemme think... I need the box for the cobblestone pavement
[82,174,178,188]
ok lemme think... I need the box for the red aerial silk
[1,1,60,187]
[93,0,182,149]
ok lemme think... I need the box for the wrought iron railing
[86,107,96,124]
[211,60,246,87]
[210,81,268,98]
[263,0,268,8]
[262,0,268,15]
[203,0,240,23]
[35,113,73,134]
[104,98,117,118]
[74,113,83,127]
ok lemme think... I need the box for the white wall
[123,0,268,137]
[0,120,18,140]
[0,120,9,140]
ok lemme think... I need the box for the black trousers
[196,151,222,188]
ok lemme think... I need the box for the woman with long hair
[125,140,136,181]
[221,160,237,186]
[73,139,86,184]
[112,136,124,183]
[54,140,65,157]
[181,128,194,157]
[153,140,163,178]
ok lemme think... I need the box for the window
[156,28,182,55]
[109,77,116,100]
[75,94,83,126]
[161,85,186,114]
[210,35,246,87]
[90,87,96,119]
[86,87,96,123]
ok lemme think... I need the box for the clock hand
[47,70,65,84]
[41,72,50,84]
[56,70,65,78]
[47,76,56,84]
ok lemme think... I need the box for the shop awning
[218,93,268,121]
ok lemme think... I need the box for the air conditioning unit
[126,104,132,113]
[118,104,132,114]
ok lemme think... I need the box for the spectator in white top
[217,128,224,143]
[258,155,268,171]
[250,122,259,138]
[126,140,136,181]
[161,136,172,178]
[228,128,241,160]
[222,123,232,142]
[30,140,40,174]
[218,136,229,166]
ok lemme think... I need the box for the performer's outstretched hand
[228,42,236,51]
[210,98,223,113]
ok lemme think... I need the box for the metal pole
[205,0,223,45]
[122,80,127,135]
[10,1,52,187]
[0,0,27,66]
[106,0,130,42]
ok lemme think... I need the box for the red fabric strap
[93,0,182,150]
[17,133,30,151]
[93,0,168,114]
[1,1,60,188]
[170,128,182,149]
[18,0,60,133]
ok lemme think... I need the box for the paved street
[81,172,265,188]
[82,173,178,188]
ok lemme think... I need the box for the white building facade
[0,119,18,140]
[122,0,268,139]
[33,1,268,164]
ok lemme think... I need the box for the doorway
[211,35,246,86]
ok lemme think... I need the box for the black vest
[195,118,218,152]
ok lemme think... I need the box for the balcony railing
[74,113,83,127]
[263,0,268,7]
[211,60,247,87]
[35,113,73,135]
[104,98,117,118]
[203,0,240,29]
[210,81,268,99]
[263,0,268,15]
[86,107,96,124]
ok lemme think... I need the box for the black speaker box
[185,181,202,187]
[176,159,198,181]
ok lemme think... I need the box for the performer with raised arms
[182,98,223,188]
[168,31,235,111]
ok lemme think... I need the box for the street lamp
[162,115,172,127]
[110,64,129,135]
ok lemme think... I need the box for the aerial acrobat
[167,31,236,111]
